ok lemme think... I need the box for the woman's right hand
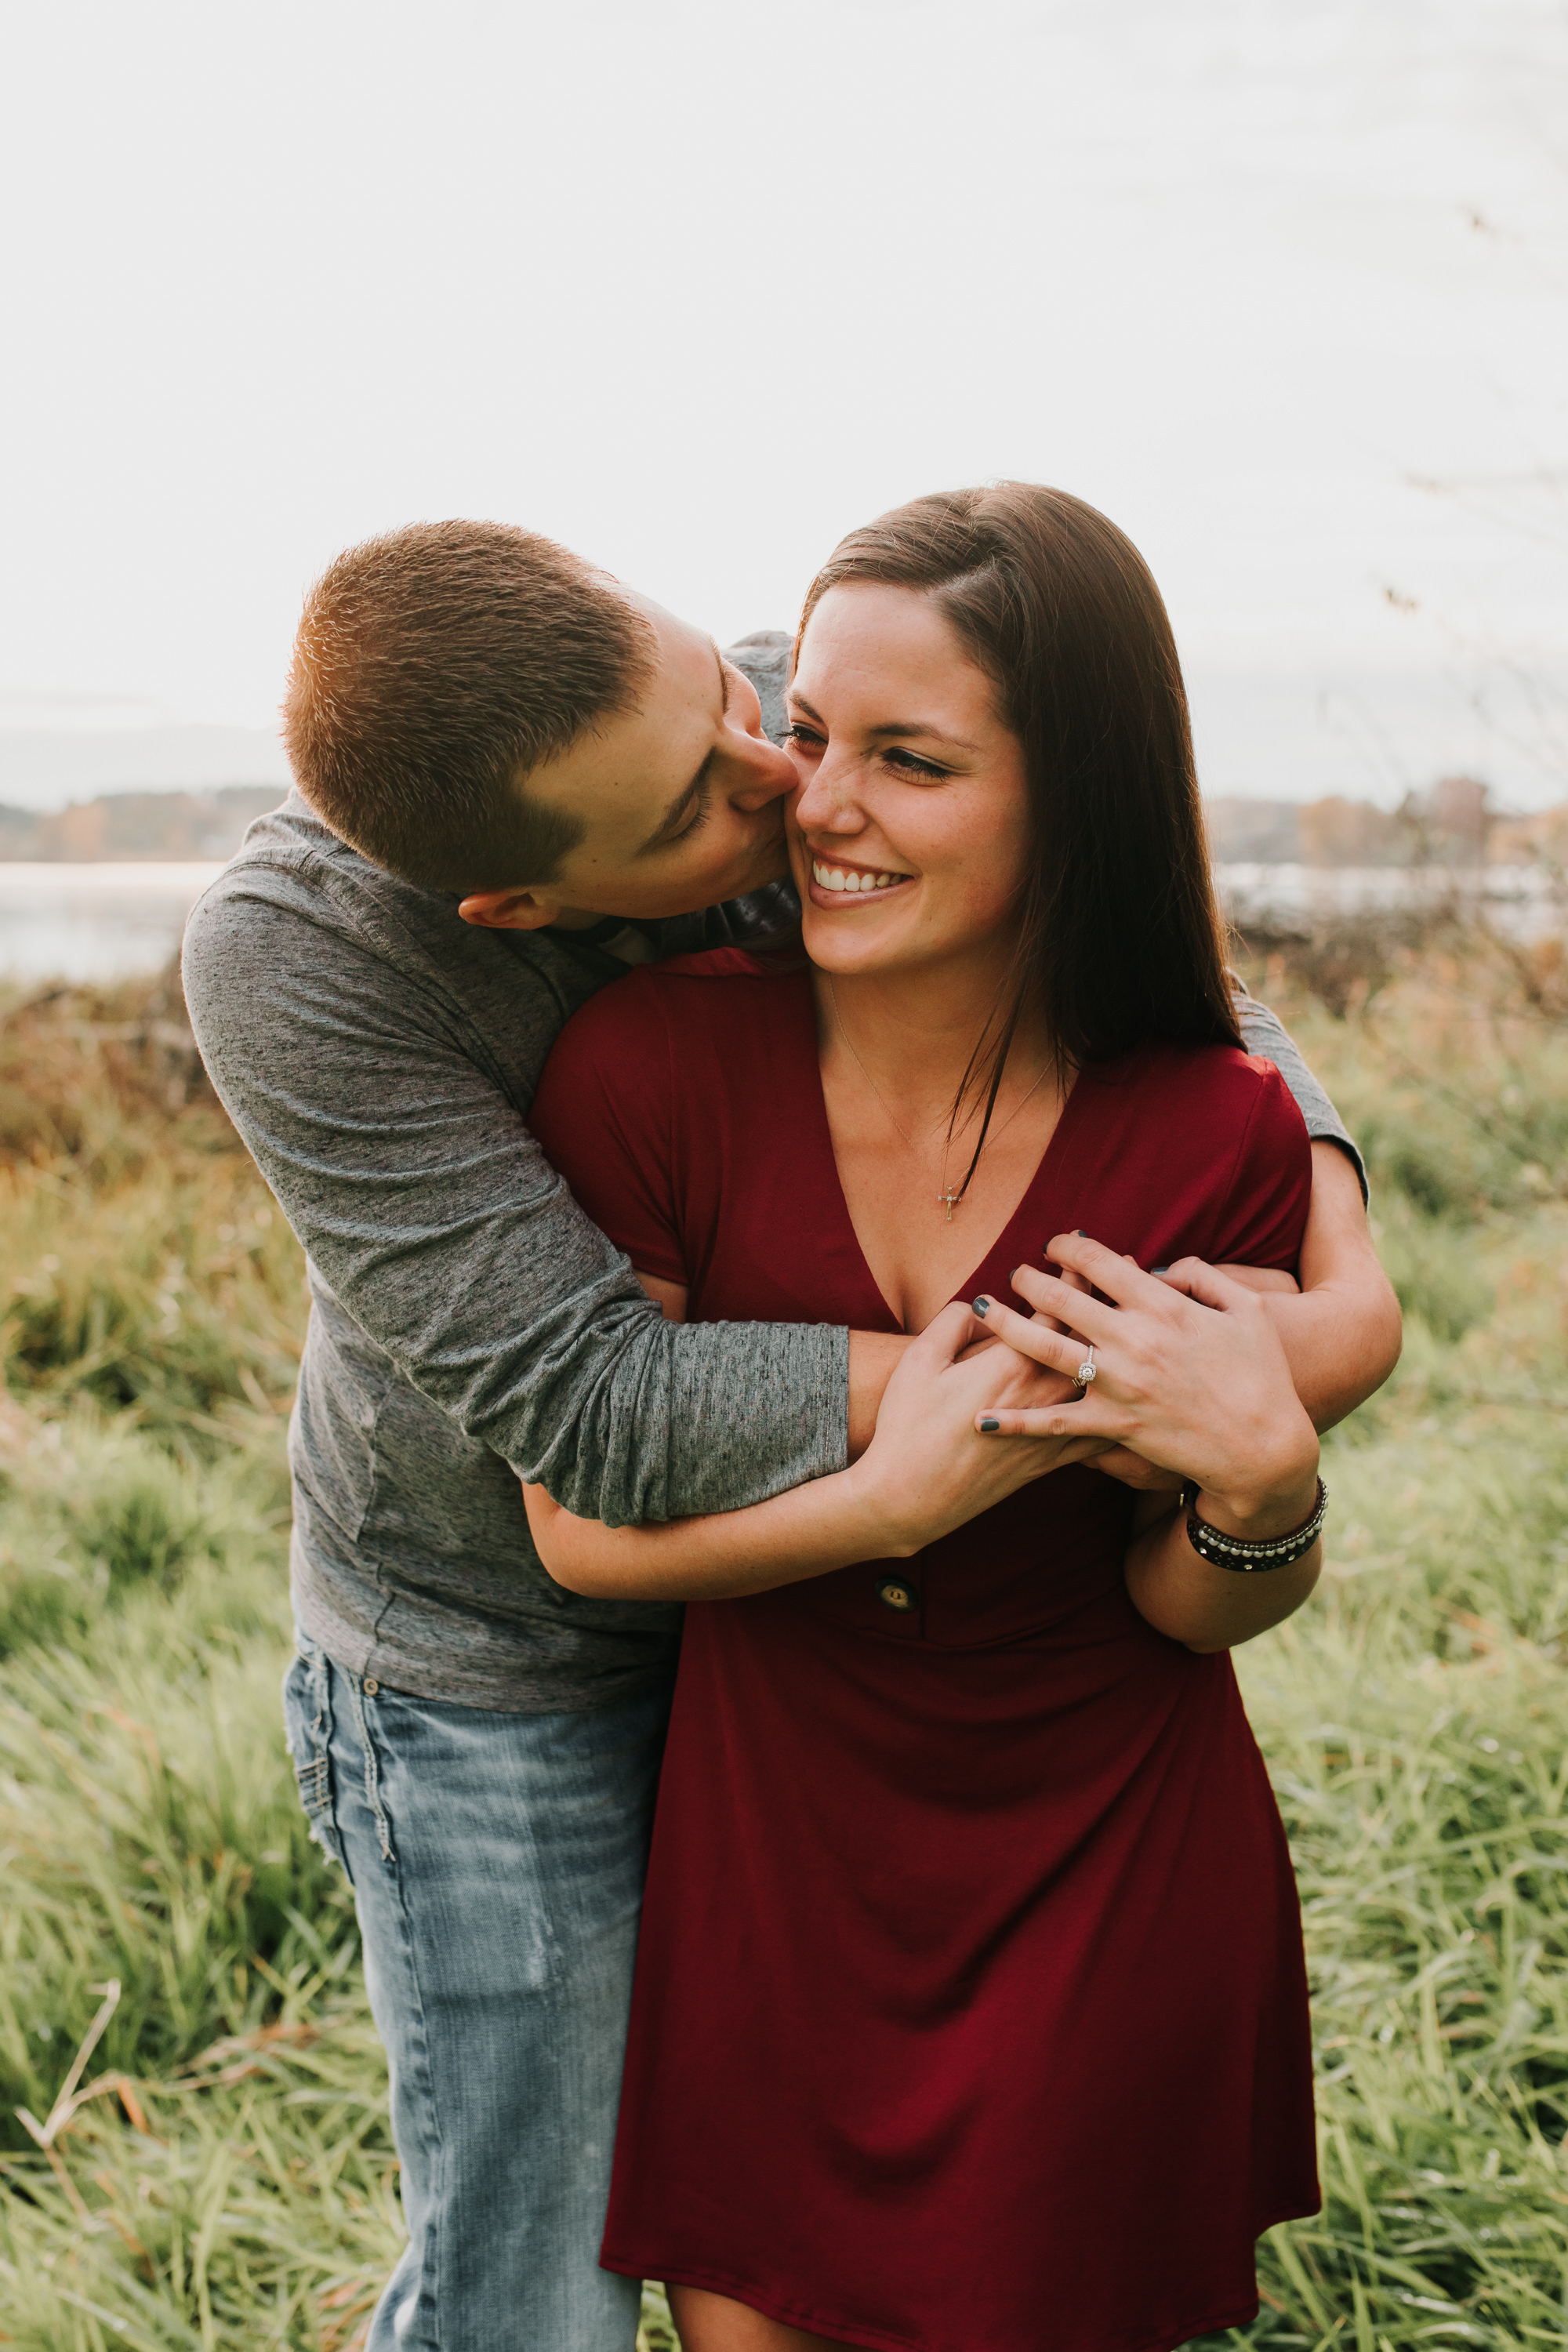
[847,1301,1109,1555]
[524,1300,1103,1606]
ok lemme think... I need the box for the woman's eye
[782,725,946,780]
[884,748,951,781]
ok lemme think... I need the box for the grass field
[1,929,1566,2350]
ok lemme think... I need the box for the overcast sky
[2,0,1565,804]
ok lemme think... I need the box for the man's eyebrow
[635,646,730,855]
[787,690,981,754]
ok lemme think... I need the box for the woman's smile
[806,849,913,903]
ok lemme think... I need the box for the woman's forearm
[525,1303,1108,1600]
[1124,1480,1323,1653]
[524,1461,907,1602]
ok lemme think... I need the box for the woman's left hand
[971,1232,1319,1529]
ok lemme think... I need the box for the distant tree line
[0,786,285,862]
[1207,778,1566,868]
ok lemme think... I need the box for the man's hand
[848,1304,1111,1553]
[848,1330,913,1460]
[524,1301,1102,1603]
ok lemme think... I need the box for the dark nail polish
[980,1417,1000,1432]
[972,1296,989,1317]
[1076,1229,1088,1239]
[1152,1265,1170,1276]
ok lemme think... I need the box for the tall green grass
[0,944,1564,2349]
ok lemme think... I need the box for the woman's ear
[458,887,563,931]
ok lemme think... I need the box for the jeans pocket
[282,1647,351,1877]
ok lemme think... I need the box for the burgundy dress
[528,949,1320,2352]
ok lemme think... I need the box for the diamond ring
[1074,1345,1097,1388]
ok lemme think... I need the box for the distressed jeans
[282,1632,673,2350]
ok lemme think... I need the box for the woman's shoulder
[540,946,807,1083]
[639,944,801,993]
[1086,1037,1308,1131]
[1075,1036,1310,1216]
[1075,1038,1311,1267]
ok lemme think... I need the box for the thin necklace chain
[826,978,1052,1220]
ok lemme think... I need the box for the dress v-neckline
[790,973,1091,1336]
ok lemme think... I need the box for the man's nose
[727,733,798,808]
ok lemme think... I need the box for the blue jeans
[282,1633,673,2350]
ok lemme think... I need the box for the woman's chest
[677,1058,1239,1333]
[824,1106,1068,1333]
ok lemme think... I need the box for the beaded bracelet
[1181,1477,1328,1573]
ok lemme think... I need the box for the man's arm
[1251,1139,1402,1425]
[1229,984,1399,1424]
[183,866,854,1526]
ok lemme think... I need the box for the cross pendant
[938,1189,961,1223]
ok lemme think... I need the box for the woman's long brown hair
[797,482,1241,1197]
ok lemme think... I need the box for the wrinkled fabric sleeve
[183,874,848,1526]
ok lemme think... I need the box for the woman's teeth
[811,861,906,895]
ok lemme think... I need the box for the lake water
[1,860,1561,989]
[0,863,228,984]
[1216,863,1563,943]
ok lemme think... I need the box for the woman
[525,486,1330,2352]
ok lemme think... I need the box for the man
[183,520,1399,2351]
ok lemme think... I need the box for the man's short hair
[282,520,656,892]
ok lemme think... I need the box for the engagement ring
[1074,1345,1097,1388]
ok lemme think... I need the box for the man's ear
[458,886,563,931]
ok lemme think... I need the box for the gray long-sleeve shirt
[183,637,1361,1713]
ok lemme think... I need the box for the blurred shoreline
[1,771,1563,984]
[2,854,1564,987]
[1217,860,1565,945]
[0,863,227,985]
[0,837,1561,993]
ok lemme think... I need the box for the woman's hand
[968,1234,1325,1650]
[1039,1145,1399,1494]
[971,1235,1319,1528]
